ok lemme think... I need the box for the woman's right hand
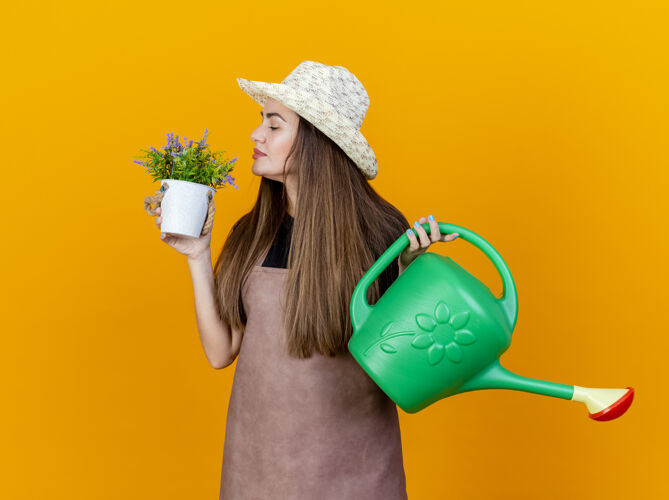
[152,190,214,259]
[399,214,459,272]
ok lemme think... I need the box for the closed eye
[270,127,278,130]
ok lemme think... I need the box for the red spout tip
[589,387,635,421]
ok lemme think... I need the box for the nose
[250,124,265,144]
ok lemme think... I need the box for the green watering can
[348,222,635,421]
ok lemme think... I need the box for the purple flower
[225,173,238,189]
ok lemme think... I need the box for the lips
[253,148,267,157]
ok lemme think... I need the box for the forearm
[187,251,233,369]
[397,256,406,276]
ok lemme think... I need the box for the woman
[152,61,459,499]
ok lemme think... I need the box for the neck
[285,180,297,218]
[286,200,296,217]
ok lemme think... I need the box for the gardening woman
[150,61,459,499]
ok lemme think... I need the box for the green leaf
[380,343,397,354]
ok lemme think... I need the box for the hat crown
[281,61,369,130]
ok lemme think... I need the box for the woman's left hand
[398,215,459,272]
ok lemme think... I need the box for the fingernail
[406,229,412,236]
[428,214,434,221]
[413,221,420,228]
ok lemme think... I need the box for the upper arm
[229,324,244,363]
[217,323,244,369]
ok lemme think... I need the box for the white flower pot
[159,179,216,238]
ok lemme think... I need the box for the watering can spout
[571,385,635,421]
[457,359,635,421]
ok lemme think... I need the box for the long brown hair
[213,115,409,358]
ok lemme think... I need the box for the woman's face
[250,97,299,184]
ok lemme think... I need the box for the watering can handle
[350,222,518,332]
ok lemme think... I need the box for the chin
[251,164,264,177]
[254,170,283,183]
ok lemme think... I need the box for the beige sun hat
[237,60,378,180]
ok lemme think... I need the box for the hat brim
[237,77,377,180]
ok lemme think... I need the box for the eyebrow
[260,111,287,123]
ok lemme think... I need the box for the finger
[426,215,440,243]
[406,228,420,251]
[417,217,434,244]
[440,232,460,241]
[413,220,431,248]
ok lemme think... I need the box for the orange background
[2,1,667,498]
